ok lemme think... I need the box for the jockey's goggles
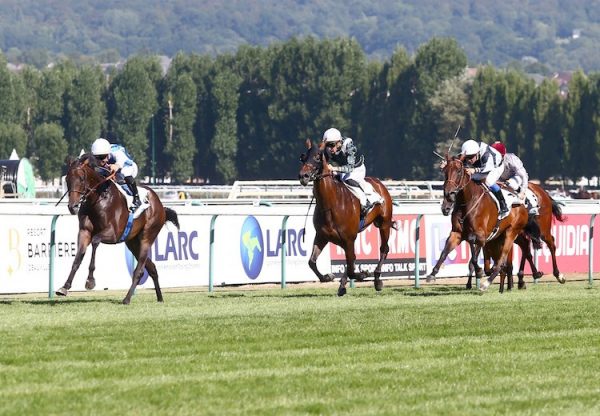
[95,154,109,161]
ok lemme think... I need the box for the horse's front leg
[427,231,462,283]
[481,236,513,292]
[56,229,92,296]
[85,241,100,290]
[308,234,334,282]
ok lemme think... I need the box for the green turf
[1,281,599,415]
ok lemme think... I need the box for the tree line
[0,36,599,184]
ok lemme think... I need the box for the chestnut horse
[298,140,396,296]
[485,182,566,291]
[59,154,179,304]
[426,155,540,291]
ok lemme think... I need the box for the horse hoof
[337,287,347,297]
[556,274,566,284]
[426,275,436,283]
[518,283,526,290]
[533,271,544,280]
[319,273,335,283]
[85,280,96,290]
[55,287,68,296]
[374,280,383,291]
[122,298,131,305]
[479,281,490,292]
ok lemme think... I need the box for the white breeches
[472,165,504,187]
[340,164,383,206]
[120,163,138,178]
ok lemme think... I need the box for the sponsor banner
[522,214,599,273]
[213,215,324,285]
[0,216,53,293]
[330,214,427,279]
[53,215,209,291]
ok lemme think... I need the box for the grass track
[1,281,599,415]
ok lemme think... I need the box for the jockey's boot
[125,176,141,213]
[492,188,509,216]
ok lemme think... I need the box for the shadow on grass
[0,297,124,306]
[391,285,483,297]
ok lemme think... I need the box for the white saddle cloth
[114,183,151,219]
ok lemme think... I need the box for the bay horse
[59,154,179,304]
[485,181,566,291]
[298,140,396,296]
[425,155,540,291]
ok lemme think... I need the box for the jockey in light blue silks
[461,139,508,217]
[322,127,383,217]
[91,138,141,212]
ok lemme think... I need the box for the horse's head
[441,155,470,216]
[298,139,327,186]
[65,154,101,215]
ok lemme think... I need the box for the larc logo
[239,216,264,279]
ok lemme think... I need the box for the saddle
[113,182,151,219]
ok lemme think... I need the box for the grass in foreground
[0,281,599,415]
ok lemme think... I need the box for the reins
[57,164,116,207]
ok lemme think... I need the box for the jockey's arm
[109,150,129,173]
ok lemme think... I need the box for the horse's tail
[551,198,566,222]
[165,207,180,229]
[524,214,543,250]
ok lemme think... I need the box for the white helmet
[323,128,342,143]
[91,138,111,155]
[461,139,480,156]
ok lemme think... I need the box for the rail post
[589,213,597,287]
[48,215,60,299]
[208,215,218,292]
[281,215,289,289]
[414,214,423,288]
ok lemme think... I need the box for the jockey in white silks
[91,138,141,212]
[490,141,538,215]
[461,139,508,217]
[322,127,383,217]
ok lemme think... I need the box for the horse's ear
[305,138,312,149]
[64,155,76,166]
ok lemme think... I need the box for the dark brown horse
[59,154,179,304]
[298,140,396,296]
[485,181,566,290]
[426,155,540,291]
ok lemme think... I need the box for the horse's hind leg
[85,241,99,290]
[544,233,565,284]
[144,258,163,302]
[57,229,91,296]
[126,238,163,302]
[309,234,334,283]
[123,236,151,305]
[373,223,391,292]
[339,241,359,297]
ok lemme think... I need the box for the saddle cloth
[489,187,539,216]
[113,182,151,219]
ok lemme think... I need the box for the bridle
[444,159,470,197]
[58,163,115,207]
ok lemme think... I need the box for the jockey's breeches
[120,162,138,178]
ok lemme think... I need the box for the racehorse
[298,140,396,296]
[426,154,540,291]
[485,181,566,291]
[59,154,179,304]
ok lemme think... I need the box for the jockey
[461,139,508,217]
[490,141,529,200]
[322,127,383,216]
[91,138,141,212]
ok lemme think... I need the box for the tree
[64,66,106,156]
[164,73,197,183]
[210,67,241,183]
[109,56,159,173]
[32,123,67,181]
[0,123,27,159]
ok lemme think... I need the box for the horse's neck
[314,176,342,208]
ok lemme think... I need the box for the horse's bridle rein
[57,163,116,207]
[444,159,470,197]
